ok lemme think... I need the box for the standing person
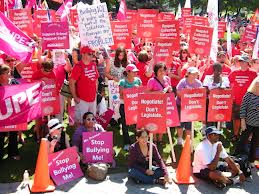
[235,77,259,166]
[228,55,257,141]
[0,65,20,161]
[147,63,172,145]
[128,129,169,185]
[168,56,182,94]
[119,64,142,151]
[176,67,203,145]
[69,46,99,125]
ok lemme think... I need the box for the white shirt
[203,75,230,90]
[193,139,228,173]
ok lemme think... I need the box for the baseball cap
[126,64,139,72]
[80,46,95,54]
[238,54,250,63]
[187,66,199,74]
[47,118,63,133]
[217,51,226,56]
[205,126,223,136]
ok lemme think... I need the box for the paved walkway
[1,168,259,194]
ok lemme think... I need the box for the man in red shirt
[228,54,257,141]
[201,51,231,82]
[69,46,99,124]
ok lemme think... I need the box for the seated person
[72,112,105,161]
[193,126,246,188]
[46,118,70,154]
[128,129,169,185]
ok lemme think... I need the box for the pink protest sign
[48,147,83,186]
[166,93,180,127]
[96,109,114,130]
[41,80,60,116]
[41,22,70,50]
[83,132,113,163]
[0,123,27,132]
[20,61,39,82]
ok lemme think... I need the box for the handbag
[86,163,109,181]
[60,79,72,98]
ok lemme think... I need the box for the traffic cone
[29,138,55,192]
[172,135,195,184]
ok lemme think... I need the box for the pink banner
[48,147,83,186]
[83,132,113,163]
[41,22,70,50]
[0,12,34,62]
[96,109,114,130]
[0,82,42,127]
[0,123,27,132]
[56,0,73,22]
[166,94,180,127]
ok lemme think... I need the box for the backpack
[230,155,252,177]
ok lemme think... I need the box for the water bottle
[23,170,29,186]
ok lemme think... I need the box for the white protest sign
[77,2,114,48]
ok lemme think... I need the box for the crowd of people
[0,6,258,189]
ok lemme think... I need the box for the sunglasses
[44,68,53,72]
[86,118,96,122]
[5,59,15,62]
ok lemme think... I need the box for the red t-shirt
[54,64,66,92]
[70,61,99,102]
[136,62,151,86]
[31,69,56,80]
[228,69,257,105]
[201,64,232,82]
[169,59,182,87]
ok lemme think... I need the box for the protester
[0,65,20,161]
[46,118,70,154]
[228,54,257,141]
[105,46,128,82]
[235,77,259,166]
[179,47,190,63]
[128,129,169,185]
[176,67,202,145]
[147,63,172,145]
[119,64,142,151]
[69,46,99,124]
[193,126,246,188]
[72,112,105,161]
[168,56,182,94]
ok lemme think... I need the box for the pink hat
[126,64,139,72]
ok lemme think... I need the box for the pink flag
[56,0,72,22]
[117,0,126,21]
[0,12,34,62]
[0,82,42,127]
[25,0,37,9]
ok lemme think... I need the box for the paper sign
[180,88,206,122]
[48,147,83,186]
[242,25,257,43]
[157,20,180,42]
[77,2,114,48]
[9,9,33,36]
[218,21,226,39]
[96,109,114,130]
[208,89,233,122]
[41,80,60,116]
[193,16,209,27]
[0,1,4,12]
[20,61,39,82]
[126,10,138,21]
[154,38,174,64]
[158,12,175,21]
[70,9,78,31]
[181,8,191,18]
[137,9,159,39]
[183,15,193,35]
[111,21,132,49]
[189,25,213,57]
[41,22,70,50]
[0,123,27,132]
[123,86,146,125]
[108,80,120,113]
[83,132,113,163]
[137,93,167,134]
[166,93,180,127]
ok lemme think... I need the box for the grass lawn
[0,121,236,183]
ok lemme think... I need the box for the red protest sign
[208,89,233,122]
[41,22,70,50]
[20,61,39,82]
[0,123,27,132]
[96,109,114,130]
[126,10,138,21]
[111,21,132,49]
[242,25,257,43]
[48,147,83,186]
[193,16,209,27]
[158,12,175,21]
[137,93,167,134]
[123,86,146,125]
[166,93,180,127]
[0,1,4,13]
[41,80,60,116]
[9,9,33,37]
[182,8,191,18]
[137,9,159,39]
[157,20,180,41]
[180,88,206,122]
[189,25,213,57]
[70,9,78,31]
[33,10,57,37]
[218,21,226,39]
[183,15,193,35]
[154,38,174,65]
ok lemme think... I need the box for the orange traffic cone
[173,135,195,184]
[29,138,55,192]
